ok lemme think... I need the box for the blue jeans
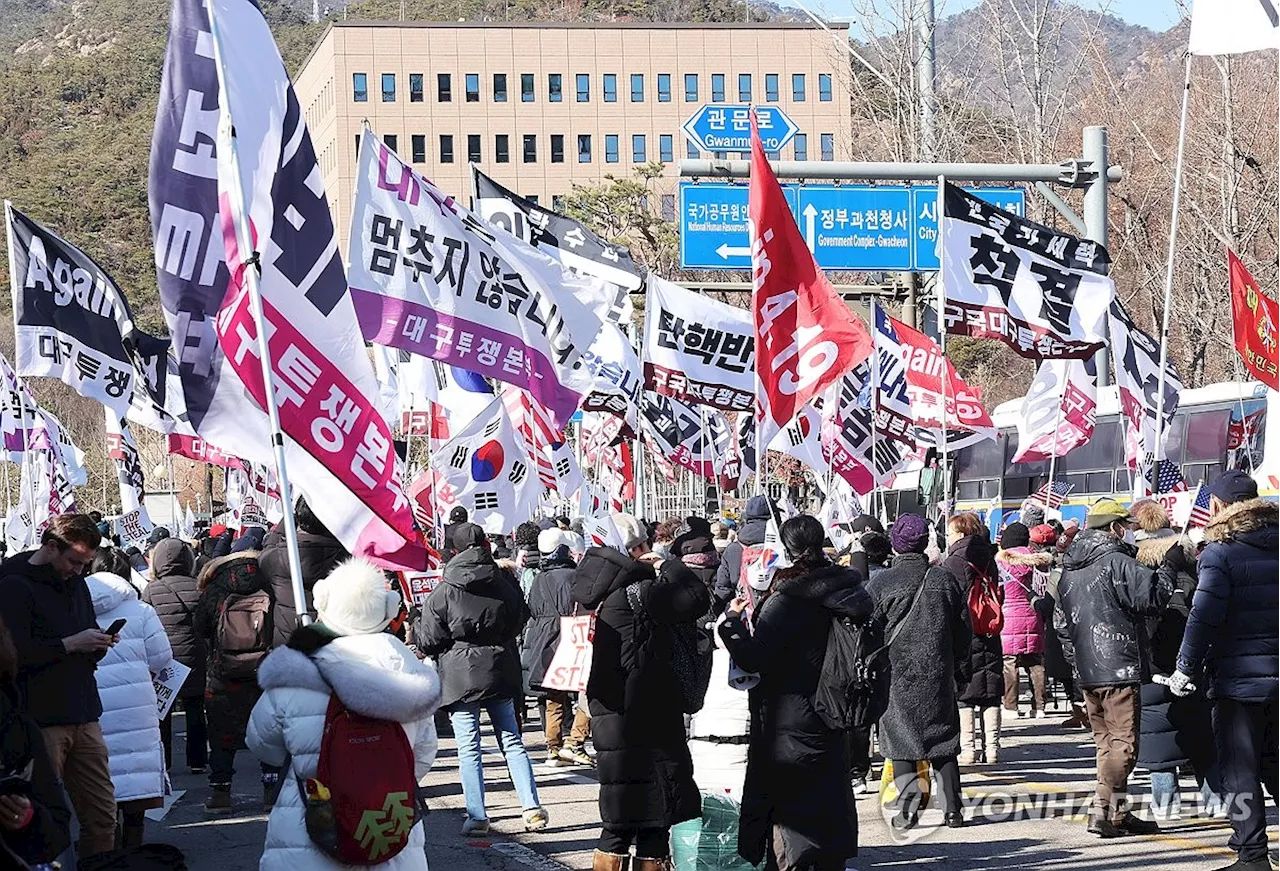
[450,699,540,821]
[1150,770,1178,815]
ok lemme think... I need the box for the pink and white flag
[1012,357,1098,463]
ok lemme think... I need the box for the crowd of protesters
[0,467,1271,871]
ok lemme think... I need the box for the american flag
[1030,480,1073,509]
[1155,459,1189,494]
[502,386,559,492]
[1187,483,1213,529]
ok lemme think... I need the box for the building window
[632,134,646,163]
[820,133,834,160]
[466,73,480,102]
[793,73,806,101]
[468,134,481,163]
[550,134,565,163]
[494,74,508,102]
[711,74,725,102]
[495,134,509,163]
[765,73,779,101]
[383,133,397,153]
[411,134,425,163]
[549,73,563,102]
[578,134,592,163]
[661,194,676,221]
[659,134,673,162]
[352,73,368,102]
[684,73,698,101]
[354,134,361,160]
[521,73,535,102]
[658,73,671,102]
[605,134,619,163]
[793,133,807,160]
[381,73,396,102]
[738,73,751,102]
[603,74,617,102]
[523,134,537,163]
[576,73,590,102]
[819,73,833,101]
[438,73,452,102]
[527,195,539,204]
[410,73,423,102]
[686,139,699,159]
[440,134,455,163]
[631,73,644,102]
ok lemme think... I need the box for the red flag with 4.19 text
[749,113,873,450]
[1228,248,1279,390]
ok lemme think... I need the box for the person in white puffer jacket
[86,548,174,848]
[248,559,441,871]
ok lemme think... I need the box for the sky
[817,0,1185,34]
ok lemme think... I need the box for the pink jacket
[997,547,1054,655]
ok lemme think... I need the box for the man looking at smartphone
[0,512,116,859]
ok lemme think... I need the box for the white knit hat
[538,528,574,555]
[612,513,648,551]
[312,559,401,637]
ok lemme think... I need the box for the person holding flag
[1170,471,1278,871]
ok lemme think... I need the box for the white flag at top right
[1189,0,1279,55]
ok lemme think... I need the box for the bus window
[1004,477,1035,499]
[1164,413,1187,464]
[1084,471,1113,493]
[1004,428,1050,479]
[955,434,1005,480]
[1228,401,1266,470]
[1183,462,1223,486]
[1184,409,1231,462]
[1061,419,1121,473]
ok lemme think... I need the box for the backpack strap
[865,570,930,662]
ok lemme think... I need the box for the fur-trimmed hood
[1205,498,1279,545]
[772,564,874,620]
[996,547,1055,569]
[1135,532,1194,568]
[257,632,440,723]
[197,551,262,592]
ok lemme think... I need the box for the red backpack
[967,562,1004,637]
[301,695,420,865]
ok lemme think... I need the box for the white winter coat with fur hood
[247,631,441,871]
[87,571,173,804]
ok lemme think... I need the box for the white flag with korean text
[149,0,426,569]
[1109,299,1182,484]
[1012,357,1098,463]
[347,131,600,430]
[939,182,1113,359]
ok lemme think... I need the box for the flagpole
[869,301,882,519]
[204,0,310,626]
[6,205,37,544]
[1230,355,1254,473]
[166,451,178,530]
[1044,388,1065,516]
[1154,52,1194,488]
[935,174,950,516]
[424,398,440,546]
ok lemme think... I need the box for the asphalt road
[145,701,1275,871]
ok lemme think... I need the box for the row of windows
[367,130,837,165]
[351,71,834,105]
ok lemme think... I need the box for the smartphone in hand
[104,618,127,636]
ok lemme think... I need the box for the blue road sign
[911,186,1025,270]
[677,182,1025,271]
[796,185,914,271]
[680,183,799,269]
[681,105,799,154]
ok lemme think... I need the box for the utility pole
[916,0,937,162]
[1082,125,1111,387]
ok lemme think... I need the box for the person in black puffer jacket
[257,497,349,650]
[1055,499,1178,839]
[719,515,870,871]
[714,496,771,615]
[1127,500,1219,822]
[0,613,71,868]
[941,513,1004,767]
[523,539,587,767]
[417,523,545,834]
[574,514,708,871]
[1173,472,1278,871]
[142,538,208,775]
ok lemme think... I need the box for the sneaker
[543,752,571,768]
[1033,710,1047,720]
[204,787,232,815]
[523,807,550,831]
[460,816,490,836]
[890,811,919,832]
[559,744,595,766]
[1116,816,1160,835]
[851,776,869,796]
[189,766,206,775]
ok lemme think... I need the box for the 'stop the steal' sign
[682,105,798,154]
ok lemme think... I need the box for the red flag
[1229,249,1279,390]
[885,313,995,437]
[748,113,873,449]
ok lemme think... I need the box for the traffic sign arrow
[682,105,799,154]
[716,243,751,259]
[802,203,817,253]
